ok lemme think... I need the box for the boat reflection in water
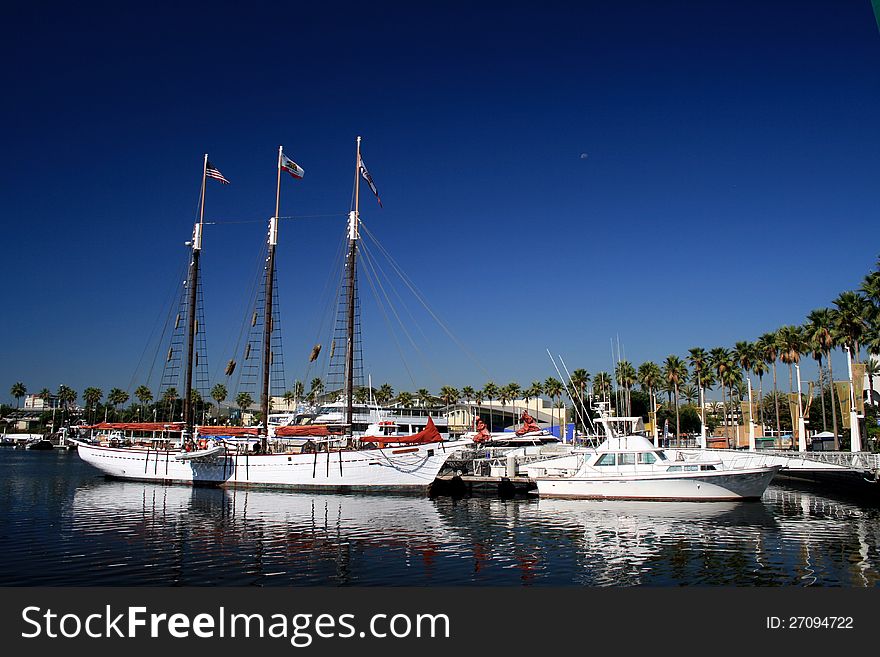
[70,481,461,585]
[63,479,880,586]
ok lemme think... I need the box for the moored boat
[75,143,470,492]
[533,401,780,501]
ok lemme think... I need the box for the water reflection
[68,481,461,585]
[1,449,878,586]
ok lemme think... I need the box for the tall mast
[345,136,361,430]
[261,145,282,452]
[183,154,207,436]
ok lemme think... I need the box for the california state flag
[281,152,304,179]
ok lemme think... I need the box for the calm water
[1,448,879,586]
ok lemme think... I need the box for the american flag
[359,158,382,207]
[205,160,230,185]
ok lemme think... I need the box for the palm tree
[777,325,805,426]
[374,383,393,405]
[354,386,371,405]
[416,388,433,408]
[210,383,227,421]
[687,348,709,437]
[615,360,636,416]
[569,369,590,412]
[162,387,179,421]
[637,361,662,440]
[460,385,475,424]
[803,329,828,432]
[663,356,688,444]
[498,385,511,426]
[750,358,767,432]
[734,340,758,440]
[833,291,870,362]
[681,384,698,405]
[439,386,459,412]
[308,377,324,404]
[710,347,732,433]
[282,389,296,409]
[56,385,77,424]
[107,387,129,420]
[757,333,782,438]
[83,387,103,423]
[292,380,305,404]
[396,391,415,408]
[504,382,522,418]
[134,385,153,421]
[10,382,26,408]
[482,381,499,432]
[544,377,564,438]
[593,371,612,400]
[235,392,254,423]
[524,381,543,420]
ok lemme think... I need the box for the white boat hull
[535,466,780,501]
[74,439,472,492]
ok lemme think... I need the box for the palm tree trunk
[788,363,794,441]
[827,350,839,445]
[772,362,781,438]
[758,374,765,430]
[817,359,827,432]
[721,385,727,435]
[674,385,681,446]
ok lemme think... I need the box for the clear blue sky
[2,0,880,403]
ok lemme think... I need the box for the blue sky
[2,1,880,404]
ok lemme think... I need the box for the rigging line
[210,233,267,387]
[228,240,270,396]
[359,229,434,350]
[359,240,442,388]
[359,241,436,388]
[142,255,192,395]
[558,353,598,439]
[359,220,491,378]
[204,214,347,225]
[358,242,420,391]
[307,228,348,388]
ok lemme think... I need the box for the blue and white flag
[359,157,382,208]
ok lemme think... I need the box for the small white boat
[174,444,227,461]
[533,402,780,501]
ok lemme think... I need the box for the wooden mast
[183,154,208,438]
[345,137,361,431]
[261,146,283,452]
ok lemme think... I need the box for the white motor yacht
[533,402,780,501]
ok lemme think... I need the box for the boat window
[701,465,716,471]
[638,452,657,464]
[666,465,682,472]
[617,453,636,465]
[656,451,668,460]
[684,465,699,471]
[595,453,616,466]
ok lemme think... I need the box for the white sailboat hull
[535,467,780,501]
[74,439,472,492]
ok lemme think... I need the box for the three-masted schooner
[74,141,471,491]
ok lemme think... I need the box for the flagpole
[183,154,208,439]
[275,145,283,221]
[260,147,282,452]
[345,137,361,432]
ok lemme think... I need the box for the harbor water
[1,449,878,586]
